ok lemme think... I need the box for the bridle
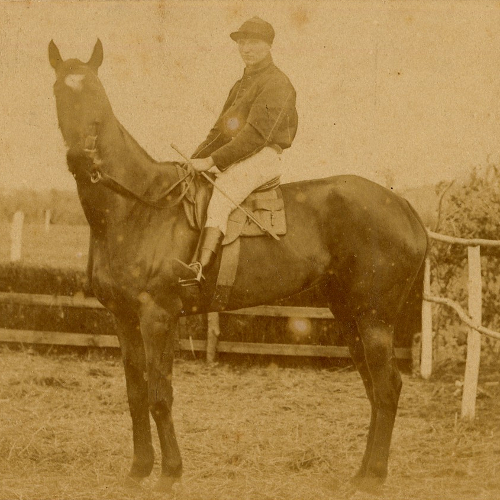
[73,121,195,209]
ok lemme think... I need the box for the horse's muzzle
[66,150,94,178]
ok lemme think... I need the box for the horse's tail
[395,198,429,365]
[395,255,426,371]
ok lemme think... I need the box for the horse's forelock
[64,74,86,92]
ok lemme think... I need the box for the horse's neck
[89,113,187,243]
[96,113,179,206]
[99,116,160,184]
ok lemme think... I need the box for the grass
[1,347,499,500]
[0,223,89,270]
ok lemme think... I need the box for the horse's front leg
[139,294,183,493]
[115,317,155,483]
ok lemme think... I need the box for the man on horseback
[177,16,298,285]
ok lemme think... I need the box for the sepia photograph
[1,1,500,499]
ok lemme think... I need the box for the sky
[1,0,500,192]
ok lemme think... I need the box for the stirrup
[177,261,204,287]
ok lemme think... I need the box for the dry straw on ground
[1,346,500,500]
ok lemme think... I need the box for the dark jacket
[192,54,298,171]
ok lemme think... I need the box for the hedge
[0,263,115,337]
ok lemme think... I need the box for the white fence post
[44,209,52,233]
[10,211,24,262]
[206,312,220,363]
[461,245,482,420]
[420,256,433,379]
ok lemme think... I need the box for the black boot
[176,227,224,286]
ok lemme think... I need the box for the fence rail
[6,221,500,420]
[0,328,409,359]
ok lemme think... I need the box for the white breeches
[205,147,282,234]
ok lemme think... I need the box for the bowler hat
[230,17,275,45]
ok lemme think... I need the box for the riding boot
[176,227,224,286]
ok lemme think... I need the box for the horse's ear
[49,40,62,70]
[88,39,103,71]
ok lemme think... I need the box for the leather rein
[74,122,195,209]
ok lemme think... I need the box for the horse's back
[276,175,428,318]
[281,174,427,260]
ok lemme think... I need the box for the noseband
[83,128,103,184]
[73,121,195,209]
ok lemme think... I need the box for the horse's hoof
[153,475,180,493]
[352,475,384,495]
[349,471,364,486]
[124,475,144,491]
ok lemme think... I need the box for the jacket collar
[243,54,274,76]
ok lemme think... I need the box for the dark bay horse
[48,39,428,494]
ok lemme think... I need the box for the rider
[178,16,298,284]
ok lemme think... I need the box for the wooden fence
[0,291,412,361]
[424,230,500,420]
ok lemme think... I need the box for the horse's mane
[95,106,188,206]
[117,122,158,165]
[99,105,177,179]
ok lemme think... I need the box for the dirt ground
[0,346,499,500]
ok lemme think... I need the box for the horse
[48,39,428,494]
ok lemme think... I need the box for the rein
[77,123,195,209]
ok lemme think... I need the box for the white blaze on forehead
[64,74,86,92]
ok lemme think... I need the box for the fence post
[10,211,24,262]
[44,209,52,233]
[461,245,482,420]
[206,312,220,363]
[420,256,433,379]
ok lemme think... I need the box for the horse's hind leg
[116,318,155,482]
[139,296,183,492]
[328,301,377,486]
[355,316,402,492]
[345,329,376,483]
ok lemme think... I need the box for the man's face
[237,38,271,67]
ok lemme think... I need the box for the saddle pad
[222,188,287,246]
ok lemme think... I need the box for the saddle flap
[222,187,287,245]
[250,197,284,211]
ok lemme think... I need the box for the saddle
[178,166,287,241]
[177,166,287,310]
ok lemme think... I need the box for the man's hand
[191,157,215,172]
